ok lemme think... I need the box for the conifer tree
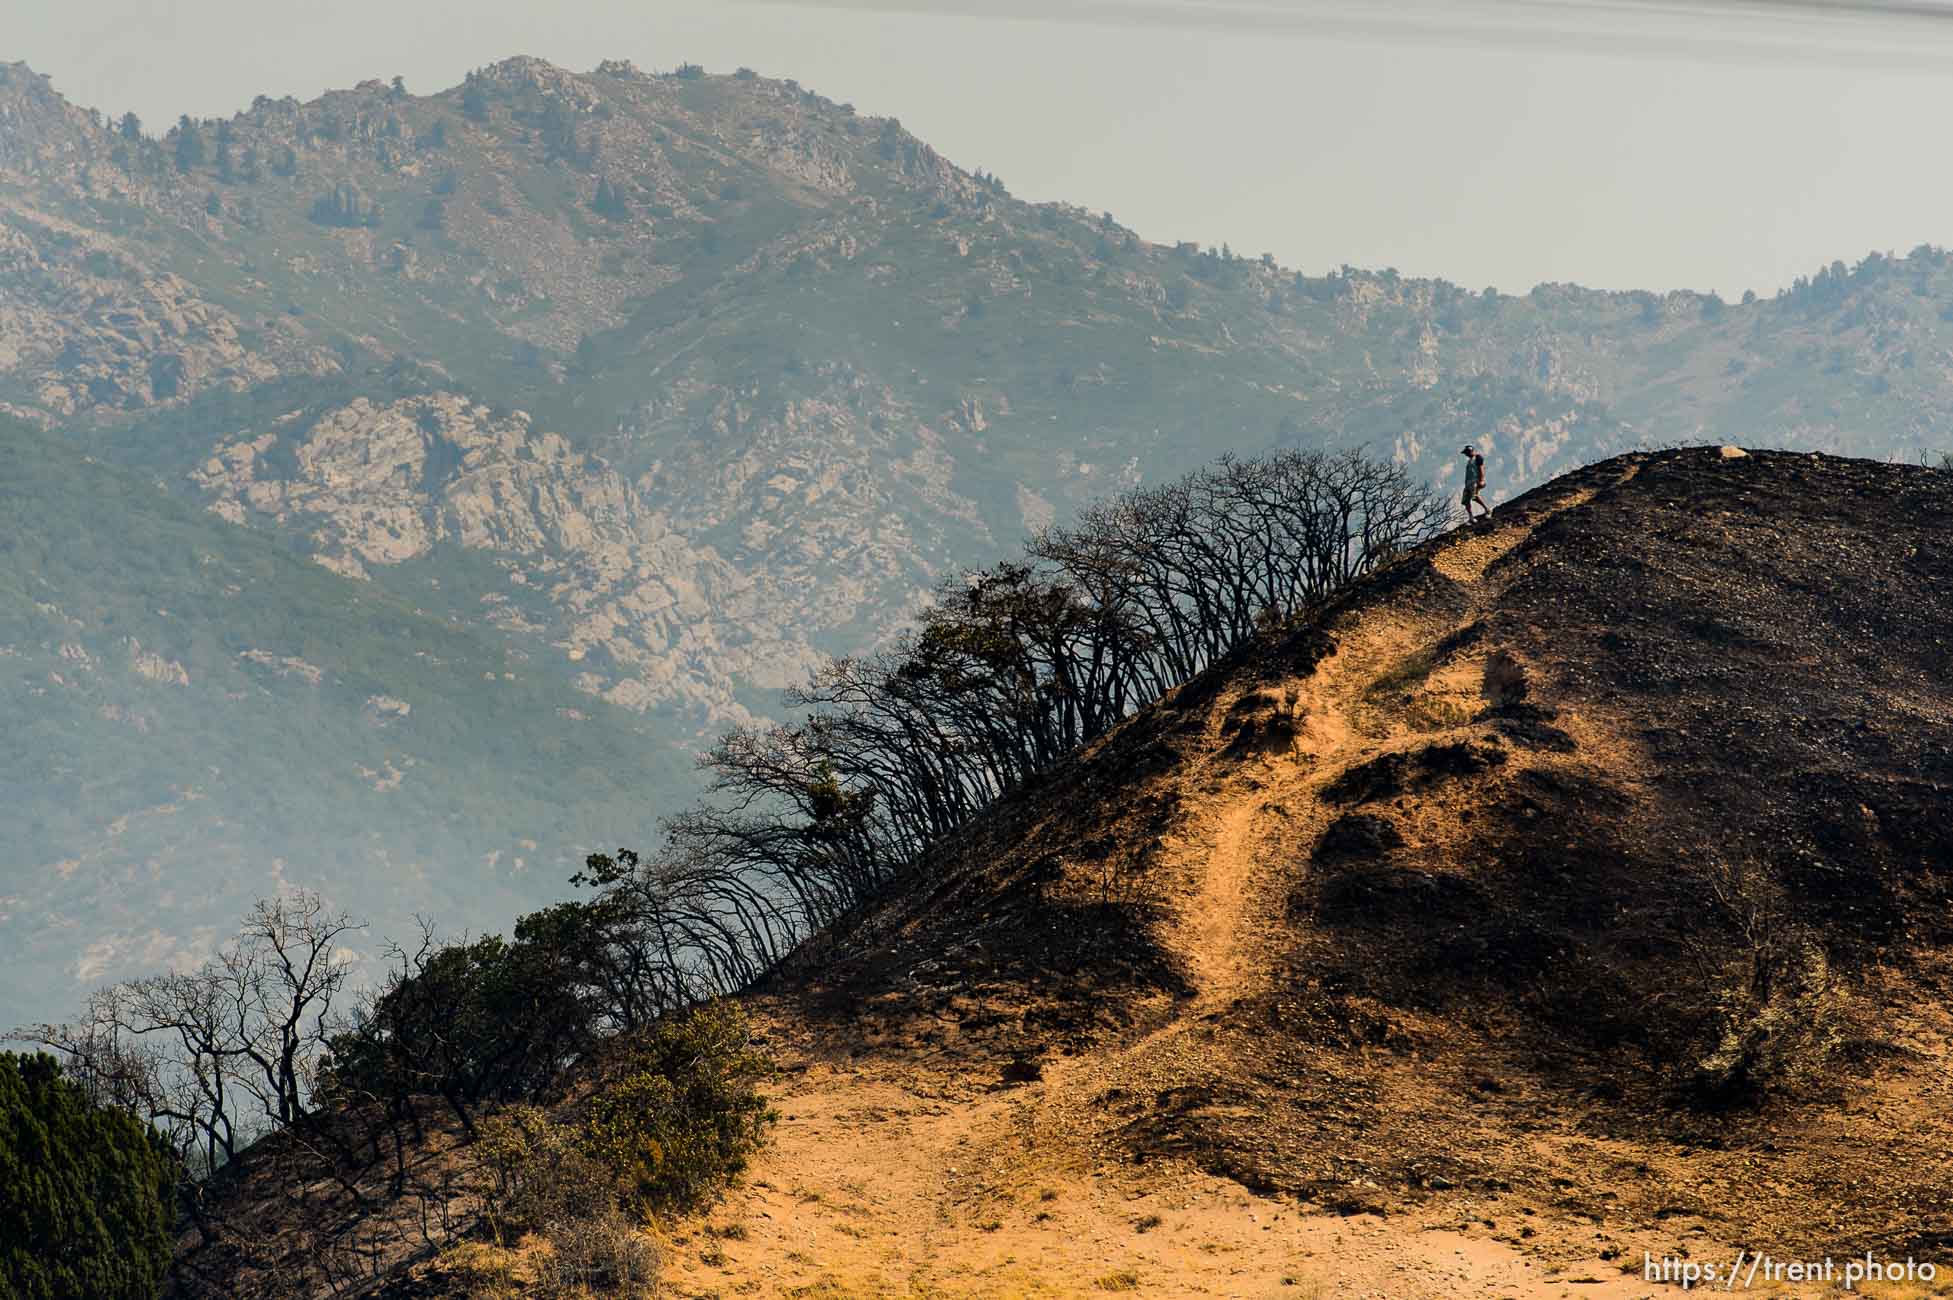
[173,116,205,172]
[0,1053,176,1300]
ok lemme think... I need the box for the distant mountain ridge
[4,51,1953,1022]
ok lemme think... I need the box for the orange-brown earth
[648,448,1953,1299]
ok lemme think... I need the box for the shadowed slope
[670,448,1953,1297]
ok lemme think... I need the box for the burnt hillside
[751,447,1953,1268]
[156,448,1953,1298]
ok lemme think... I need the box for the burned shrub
[1313,813,1404,863]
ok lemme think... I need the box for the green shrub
[579,1002,775,1214]
[469,1105,617,1244]
[322,919,609,1130]
[0,1052,177,1300]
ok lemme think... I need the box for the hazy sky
[10,0,1953,295]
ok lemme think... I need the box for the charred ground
[748,447,1953,1270]
[158,448,1953,1297]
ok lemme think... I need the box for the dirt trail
[1148,480,1622,1015]
[662,476,1706,1299]
[1179,797,1269,1009]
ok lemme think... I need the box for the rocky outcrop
[192,393,851,720]
[0,62,102,177]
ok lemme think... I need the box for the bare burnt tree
[238,891,362,1127]
[12,892,367,1292]
[597,447,1446,1011]
[14,891,363,1178]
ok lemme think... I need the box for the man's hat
[1461,445,1474,454]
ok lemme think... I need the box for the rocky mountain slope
[6,55,1953,721]
[0,413,691,1025]
[6,52,1953,1023]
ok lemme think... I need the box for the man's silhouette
[1460,445,1489,524]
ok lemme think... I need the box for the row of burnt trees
[622,447,1449,991]
[328,448,1450,1070]
[8,447,1443,1295]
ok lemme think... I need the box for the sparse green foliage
[539,101,591,168]
[471,1105,617,1243]
[321,918,605,1131]
[461,1004,770,1269]
[0,1053,176,1300]
[310,181,382,228]
[579,1003,775,1214]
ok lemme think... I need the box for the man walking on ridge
[1460,445,1489,524]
